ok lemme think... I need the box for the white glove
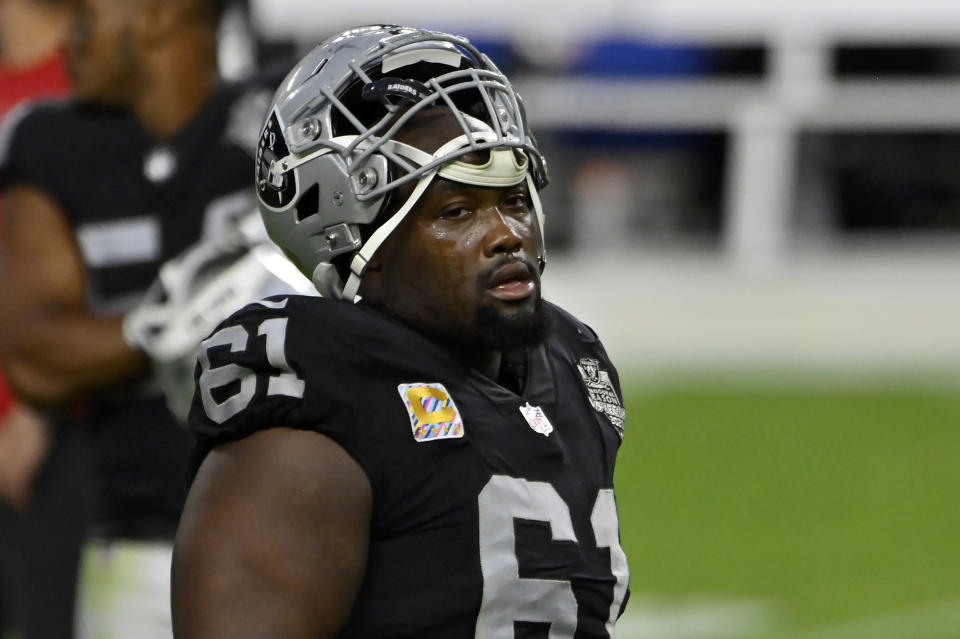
[122,210,315,421]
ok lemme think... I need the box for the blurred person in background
[0,0,275,636]
[0,1,80,638]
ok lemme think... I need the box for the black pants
[0,426,91,639]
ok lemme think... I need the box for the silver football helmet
[254,25,549,301]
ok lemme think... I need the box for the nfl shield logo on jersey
[397,383,465,442]
[576,358,626,438]
[519,402,554,437]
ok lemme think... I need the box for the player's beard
[474,295,549,352]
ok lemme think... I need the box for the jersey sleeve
[187,295,382,484]
[0,102,60,194]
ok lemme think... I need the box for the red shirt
[0,50,70,117]
[0,50,70,421]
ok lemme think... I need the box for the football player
[0,1,78,638]
[172,25,630,639]
[0,0,280,637]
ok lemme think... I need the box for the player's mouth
[486,261,535,302]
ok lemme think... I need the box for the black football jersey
[190,296,630,638]
[0,80,274,538]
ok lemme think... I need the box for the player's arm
[171,427,372,639]
[0,402,50,509]
[0,185,148,405]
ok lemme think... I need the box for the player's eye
[439,205,472,220]
[502,192,531,211]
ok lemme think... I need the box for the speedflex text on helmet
[254,25,549,301]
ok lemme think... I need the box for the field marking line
[783,597,960,639]
[614,597,777,639]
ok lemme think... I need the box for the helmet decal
[361,77,430,105]
[256,111,297,210]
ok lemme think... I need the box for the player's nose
[481,206,526,258]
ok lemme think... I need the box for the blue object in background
[571,38,716,78]
[455,35,517,74]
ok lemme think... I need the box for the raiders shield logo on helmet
[256,110,297,210]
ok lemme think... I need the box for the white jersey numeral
[592,489,630,638]
[475,475,629,639]
[258,317,305,399]
[476,476,579,639]
[197,312,304,424]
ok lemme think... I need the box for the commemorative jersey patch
[576,358,626,437]
[397,383,464,442]
[519,402,553,437]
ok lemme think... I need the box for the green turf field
[614,376,960,639]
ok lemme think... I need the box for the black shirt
[0,80,272,539]
[190,296,630,638]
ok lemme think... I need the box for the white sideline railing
[544,247,960,374]
[252,1,960,42]
[623,0,960,43]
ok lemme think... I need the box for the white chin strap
[340,135,545,302]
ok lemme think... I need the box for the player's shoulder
[543,300,604,348]
[214,292,388,343]
[2,96,71,130]
[543,300,621,381]
[4,98,124,139]
[202,293,374,368]
[190,296,348,440]
[1,98,129,166]
[542,301,627,435]
[187,294,415,479]
[0,98,67,166]
[2,99,86,188]
[191,294,397,429]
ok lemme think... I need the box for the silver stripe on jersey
[76,215,161,268]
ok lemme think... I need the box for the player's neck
[467,348,528,395]
[134,40,219,139]
[466,349,501,383]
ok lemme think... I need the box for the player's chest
[365,377,628,639]
[367,370,622,531]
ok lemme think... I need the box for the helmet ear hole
[295,183,320,222]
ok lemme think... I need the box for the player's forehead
[418,176,481,206]
[395,106,474,157]
[422,174,527,201]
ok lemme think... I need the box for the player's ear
[356,256,384,302]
